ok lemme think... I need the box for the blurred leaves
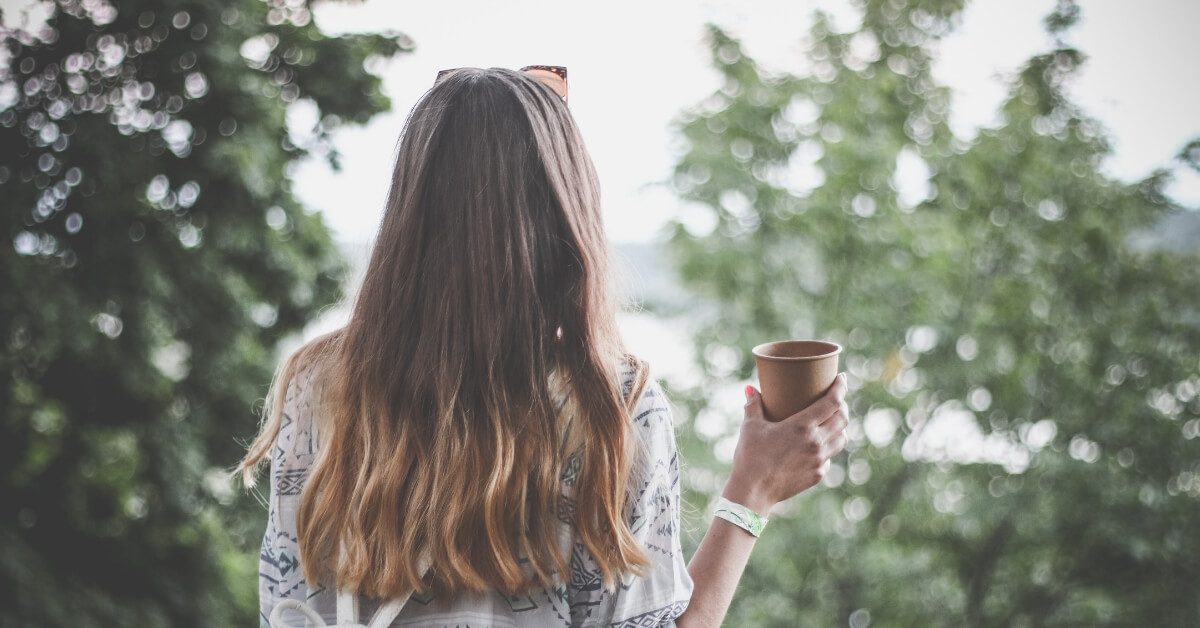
[0,0,409,625]
[668,1,1200,625]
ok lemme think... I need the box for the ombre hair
[239,68,651,599]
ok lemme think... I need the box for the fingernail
[744,385,755,399]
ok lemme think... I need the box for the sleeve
[258,371,325,626]
[602,379,694,627]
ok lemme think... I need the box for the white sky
[295,0,1200,245]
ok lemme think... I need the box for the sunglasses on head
[435,65,568,103]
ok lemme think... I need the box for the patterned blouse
[258,363,694,627]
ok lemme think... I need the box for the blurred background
[2,0,1198,625]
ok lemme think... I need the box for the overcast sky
[289,0,1199,247]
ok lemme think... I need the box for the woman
[238,66,848,627]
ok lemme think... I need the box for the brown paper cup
[752,340,842,422]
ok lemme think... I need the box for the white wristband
[714,496,768,537]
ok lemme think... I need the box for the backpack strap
[350,550,429,627]
[271,551,430,628]
[270,591,411,628]
[357,593,413,628]
[336,588,359,623]
[269,599,332,627]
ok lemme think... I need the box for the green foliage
[668,1,1200,625]
[0,1,409,624]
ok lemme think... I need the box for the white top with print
[258,362,694,627]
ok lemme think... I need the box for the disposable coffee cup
[751,340,843,422]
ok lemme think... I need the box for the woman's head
[367,67,612,374]
[241,67,650,598]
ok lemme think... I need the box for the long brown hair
[239,68,651,598]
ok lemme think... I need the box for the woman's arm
[675,375,849,628]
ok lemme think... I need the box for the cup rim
[751,340,843,362]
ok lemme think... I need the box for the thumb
[743,385,765,422]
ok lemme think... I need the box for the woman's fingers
[774,375,849,455]
[730,376,851,506]
[780,373,847,426]
[823,430,848,460]
[817,376,849,425]
[818,458,832,477]
[743,385,765,419]
[822,410,849,443]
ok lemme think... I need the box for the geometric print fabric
[258,361,694,627]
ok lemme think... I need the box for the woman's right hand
[721,373,850,516]
[675,374,850,628]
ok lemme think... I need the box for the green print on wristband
[714,497,769,537]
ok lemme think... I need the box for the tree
[667,0,1200,625]
[0,1,409,624]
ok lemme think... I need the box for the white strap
[269,599,330,628]
[354,550,428,627]
[362,593,413,628]
[270,590,413,628]
[270,551,431,627]
[336,589,359,623]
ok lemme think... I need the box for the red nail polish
[744,385,754,398]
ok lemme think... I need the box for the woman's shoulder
[615,353,665,409]
[615,357,679,460]
[271,344,336,480]
[276,331,342,428]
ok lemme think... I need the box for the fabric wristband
[714,496,768,537]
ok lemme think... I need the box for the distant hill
[1131,208,1200,252]
[333,239,693,314]
[329,206,1196,328]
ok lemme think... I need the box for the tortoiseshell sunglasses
[435,65,568,103]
